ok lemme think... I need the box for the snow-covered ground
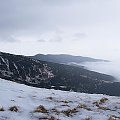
[0,78,120,120]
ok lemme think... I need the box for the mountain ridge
[29,54,108,65]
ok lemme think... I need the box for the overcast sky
[0,0,120,60]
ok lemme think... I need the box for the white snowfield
[0,78,120,120]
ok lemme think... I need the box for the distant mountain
[0,51,120,96]
[29,54,108,65]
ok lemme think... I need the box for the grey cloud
[1,0,120,62]
[0,0,118,38]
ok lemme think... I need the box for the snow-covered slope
[0,78,120,120]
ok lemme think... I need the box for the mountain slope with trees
[0,52,120,96]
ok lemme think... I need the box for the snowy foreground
[0,79,120,120]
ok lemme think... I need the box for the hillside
[0,78,120,120]
[1,51,120,96]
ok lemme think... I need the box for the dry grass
[50,108,60,115]
[47,97,54,100]
[47,116,56,120]
[17,96,24,98]
[93,97,108,106]
[33,105,59,120]
[108,115,120,120]
[98,106,110,111]
[62,108,78,117]
[62,103,92,117]
[11,99,15,102]
[108,116,116,120]
[93,101,110,111]
[34,105,48,113]
[9,106,19,112]
[32,95,37,98]
[93,101,99,106]
[77,104,92,111]
[99,97,108,104]
[0,107,5,111]
[84,116,92,120]
[39,116,57,120]
[61,104,70,107]
[61,100,69,104]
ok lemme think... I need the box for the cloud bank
[80,61,120,82]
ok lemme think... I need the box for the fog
[80,60,120,82]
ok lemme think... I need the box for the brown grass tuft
[50,108,60,115]
[0,107,5,111]
[48,116,56,120]
[39,116,57,120]
[84,116,92,120]
[34,105,48,113]
[9,106,19,112]
[98,106,110,111]
[108,115,120,120]
[77,104,92,111]
[62,108,78,117]
[99,97,108,104]
[47,97,54,100]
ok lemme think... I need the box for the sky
[0,0,120,60]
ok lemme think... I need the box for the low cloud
[73,33,87,40]
[0,35,19,42]
[37,39,46,42]
[49,35,62,42]
[37,36,62,43]
[37,30,63,43]
[80,61,120,82]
